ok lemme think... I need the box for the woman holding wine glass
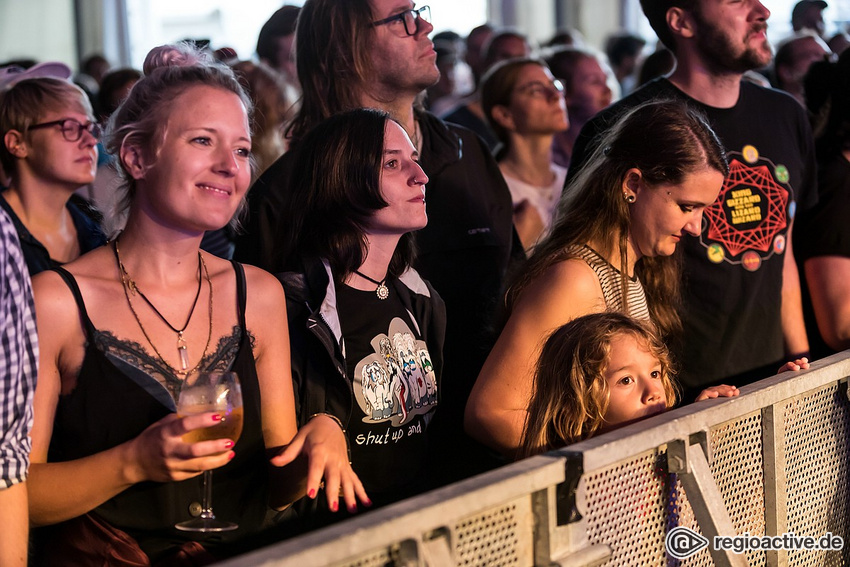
[28,43,366,565]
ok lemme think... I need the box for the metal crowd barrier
[220,351,850,567]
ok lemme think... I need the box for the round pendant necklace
[353,269,389,300]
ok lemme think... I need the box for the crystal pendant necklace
[113,239,212,374]
[353,269,389,300]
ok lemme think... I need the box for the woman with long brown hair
[465,99,728,457]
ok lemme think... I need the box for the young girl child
[518,312,808,459]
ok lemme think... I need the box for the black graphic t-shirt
[336,281,438,502]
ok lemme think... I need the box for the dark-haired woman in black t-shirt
[279,108,446,520]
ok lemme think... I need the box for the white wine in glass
[175,371,243,532]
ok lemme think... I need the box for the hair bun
[142,43,211,75]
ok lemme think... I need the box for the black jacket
[236,111,520,469]
[278,256,446,428]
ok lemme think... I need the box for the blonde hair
[0,77,92,177]
[105,43,253,236]
[518,312,678,459]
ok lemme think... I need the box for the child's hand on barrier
[695,384,740,401]
[778,357,809,373]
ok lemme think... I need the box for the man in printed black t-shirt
[568,0,817,398]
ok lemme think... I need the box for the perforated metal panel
[454,499,533,566]
[583,448,670,565]
[709,412,766,566]
[783,383,850,567]
[581,413,768,567]
[666,473,712,566]
[333,548,393,567]
[666,420,768,566]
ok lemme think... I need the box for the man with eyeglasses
[237,0,517,491]
[0,64,106,276]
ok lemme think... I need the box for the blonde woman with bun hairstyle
[29,43,366,564]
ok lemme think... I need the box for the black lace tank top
[47,262,269,561]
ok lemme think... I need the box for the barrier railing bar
[669,439,749,567]
[762,402,788,567]
[218,352,850,567]
[217,455,565,567]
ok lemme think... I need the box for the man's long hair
[287,0,375,144]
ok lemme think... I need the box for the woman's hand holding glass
[123,409,236,485]
[270,414,370,514]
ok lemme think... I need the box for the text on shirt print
[352,317,437,430]
[700,145,793,271]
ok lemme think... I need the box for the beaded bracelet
[309,412,351,464]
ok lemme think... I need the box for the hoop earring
[624,193,636,203]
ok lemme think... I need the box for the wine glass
[175,371,244,532]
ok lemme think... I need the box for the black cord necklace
[113,239,209,372]
[353,269,389,300]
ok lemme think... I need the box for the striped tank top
[570,244,651,321]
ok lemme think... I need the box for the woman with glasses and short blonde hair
[0,70,106,275]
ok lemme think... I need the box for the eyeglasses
[28,118,102,142]
[371,5,431,37]
[516,79,565,100]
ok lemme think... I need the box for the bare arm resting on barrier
[465,259,607,456]
[781,222,810,355]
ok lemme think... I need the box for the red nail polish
[348,504,358,513]
[228,451,235,460]
[308,489,316,499]
[331,501,338,512]
[224,440,234,449]
[211,414,222,422]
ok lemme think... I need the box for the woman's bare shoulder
[239,263,285,300]
[517,257,604,311]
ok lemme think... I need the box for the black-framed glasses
[515,79,565,100]
[371,5,431,37]
[28,118,102,142]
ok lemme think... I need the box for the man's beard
[693,10,773,74]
